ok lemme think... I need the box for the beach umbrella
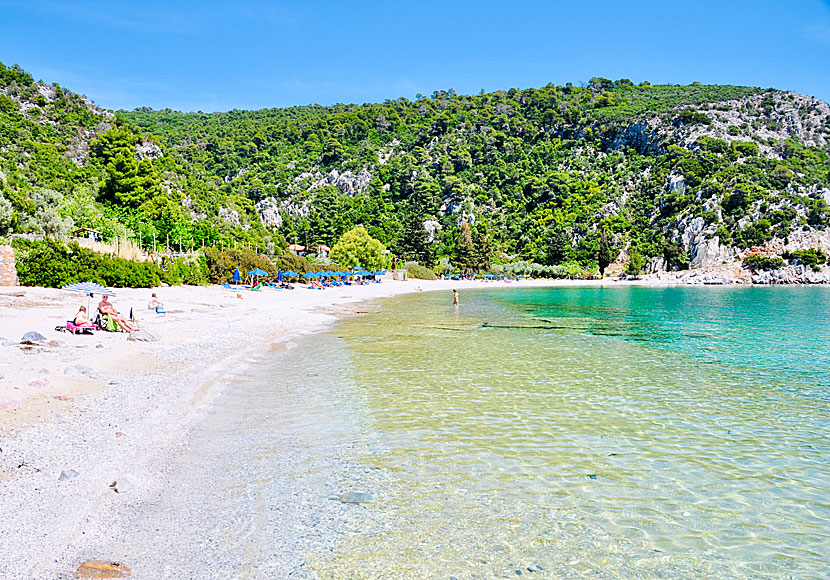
[283,271,299,278]
[62,281,117,296]
[302,271,318,279]
[277,268,283,282]
[247,267,269,286]
[232,267,241,283]
[62,281,116,313]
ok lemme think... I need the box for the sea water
[117,286,830,579]
[313,286,830,579]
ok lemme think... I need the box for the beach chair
[92,313,122,332]
[221,282,238,290]
[55,321,95,335]
[250,282,263,291]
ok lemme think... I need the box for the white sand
[0,276,634,578]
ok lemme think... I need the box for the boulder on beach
[126,329,159,343]
[20,331,48,345]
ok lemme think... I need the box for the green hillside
[2,60,829,273]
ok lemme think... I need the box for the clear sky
[1,0,829,112]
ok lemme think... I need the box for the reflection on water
[314,287,830,579]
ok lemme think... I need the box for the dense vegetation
[2,60,829,278]
[10,238,333,287]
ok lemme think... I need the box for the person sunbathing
[74,306,92,326]
[98,295,137,331]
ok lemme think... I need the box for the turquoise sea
[122,286,830,579]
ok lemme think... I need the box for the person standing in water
[453,289,459,305]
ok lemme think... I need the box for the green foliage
[203,246,276,284]
[626,250,646,277]
[0,194,13,235]
[404,262,437,280]
[273,252,317,273]
[675,109,712,126]
[2,59,829,280]
[742,254,785,271]
[159,255,209,285]
[330,226,387,270]
[731,141,759,157]
[12,238,161,287]
[736,219,772,248]
[783,248,828,271]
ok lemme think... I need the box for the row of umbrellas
[232,267,386,283]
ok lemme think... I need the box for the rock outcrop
[255,198,283,229]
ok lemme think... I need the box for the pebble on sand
[58,469,79,481]
[74,560,131,578]
[339,491,372,504]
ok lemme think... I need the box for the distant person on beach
[416,285,422,292]
[73,305,90,326]
[148,292,165,312]
[453,289,459,305]
[98,295,137,331]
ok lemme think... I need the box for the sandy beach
[0,276,638,578]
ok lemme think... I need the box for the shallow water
[314,286,830,579]
[118,286,830,579]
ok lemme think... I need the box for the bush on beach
[202,247,338,283]
[404,263,437,280]
[12,238,162,287]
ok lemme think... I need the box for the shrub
[736,219,772,248]
[12,238,162,287]
[731,140,759,157]
[274,253,317,273]
[783,248,828,271]
[626,250,646,277]
[404,262,437,280]
[203,246,276,284]
[675,109,712,126]
[742,254,785,271]
[159,255,209,285]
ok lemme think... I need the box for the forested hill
[2,59,830,274]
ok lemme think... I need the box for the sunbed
[55,320,95,335]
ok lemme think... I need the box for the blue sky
[1,0,829,112]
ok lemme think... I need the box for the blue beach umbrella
[283,271,299,278]
[247,268,269,277]
[302,271,318,279]
[232,267,241,283]
[62,281,117,296]
[277,268,283,282]
[62,281,117,313]
[373,270,386,276]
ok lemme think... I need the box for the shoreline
[0,276,822,577]
[0,277,579,578]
